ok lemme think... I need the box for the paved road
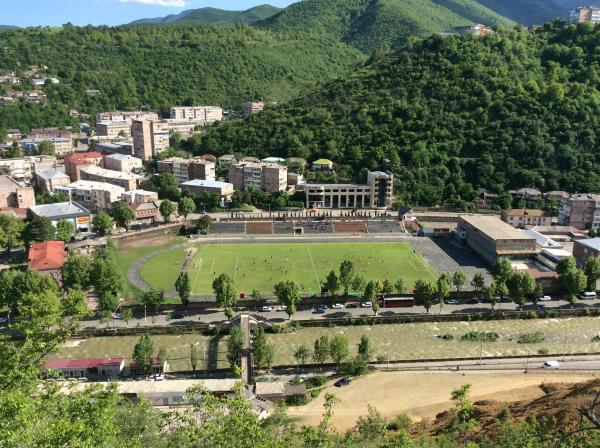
[7,297,594,331]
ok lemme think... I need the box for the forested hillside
[196,21,600,207]
[0,25,363,131]
[261,0,513,52]
[131,5,280,26]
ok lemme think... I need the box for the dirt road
[287,371,599,431]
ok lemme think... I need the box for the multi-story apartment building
[501,209,553,228]
[0,175,36,208]
[79,166,141,191]
[20,137,73,156]
[96,142,134,156]
[163,119,197,139]
[28,128,72,141]
[132,119,169,161]
[244,101,264,117]
[570,6,600,23]
[228,161,287,193]
[181,179,234,200]
[0,155,58,182]
[95,121,131,139]
[367,171,394,208]
[56,180,125,212]
[64,152,104,181]
[35,168,71,193]
[103,154,143,173]
[558,193,600,230]
[157,157,216,184]
[121,189,159,205]
[96,111,159,124]
[170,106,223,123]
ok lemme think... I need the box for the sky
[2,0,296,27]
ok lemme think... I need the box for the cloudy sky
[2,0,296,27]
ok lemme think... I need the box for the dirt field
[287,371,599,431]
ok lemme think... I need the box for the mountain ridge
[129,5,281,26]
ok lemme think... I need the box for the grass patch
[517,332,546,344]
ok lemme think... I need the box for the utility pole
[563,336,567,361]
[479,339,483,365]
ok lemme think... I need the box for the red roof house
[28,241,67,277]
[64,151,104,181]
[43,357,125,378]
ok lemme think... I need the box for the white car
[154,374,165,381]
[260,306,273,312]
[275,305,286,311]
[580,291,597,300]
[542,360,560,369]
[112,313,122,319]
[360,302,373,308]
[332,303,344,309]
[539,296,552,302]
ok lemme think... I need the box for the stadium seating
[210,222,246,234]
[367,221,403,233]
[246,221,274,235]
[333,221,367,234]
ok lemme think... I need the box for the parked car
[275,305,286,311]
[314,305,327,313]
[154,374,165,381]
[360,302,373,308]
[446,299,459,305]
[260,306,273,312]
[334,376,352,387]
[345,303,359,308]
[112,313,122,320]
[539,295,552,302]
[171,311,185,319]
[331,303,344,309]
[580,291,597,300]
[541,360,560,369]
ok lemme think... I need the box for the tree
[141,287,165,315]
[251,328,268,370]
[325,270,339,297]
[532,282,544,305]
[5,140,21,158]
[190,344,198,377]
[414,279,434,313]
[0,269,58,314]
[159,200,176,223]
[436,273,451,312]
[0,214,24,253]
[213,273,237,319]
[156,172,180,201]
[449,384,478,443]
[196,215,212,234]
[61,254,92,290]
[62,289,87,317]
[177,197,196,221]
[329,335,349,371]
[91,256,122,307]
[394,278,406,294]
[506,271,535,309]
[92,212,112,236]
[313,335,330,365]
[112,201,135,231]
[274,280,300,320]
[37,140,55,156]
[132,335,154,376]
[121,307,133,326]
[363,280,380,315]
[556,257,587,306]
[495,281,508,304]
[483,284,498,310]
[55,219,75,243]
[22,217,55,246]
[492,258,513,284]
[157,346,168,367]
[294,345,310,366]
[264,343,275,372]
[358,335,371,362]
[339,260,355,295]
[356,405,387,441]
[381,279,393,295]
[584,257,600,292]
[470,272,485,297]
[227,326,244,368]
[351,274,366,293]
[175,271,191,306]
[452,270,467,293]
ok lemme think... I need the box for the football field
[139,241,437,296]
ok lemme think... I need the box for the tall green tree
[55,219,75,243]
[132,334,154,376]
[227,326,244,369]
[175,271,191,306]
[339,260,355,295]
[177,197,196,221]
[414,279,434,314]
[394,278,406,294]
[61,255,93,290]
[251,328,268,370]
[274,280,300,320]
[506,271,535,309]
[492,258,513,285]
[329,335,349,371]
[557,257,587,306]
[22,217,55,246]
[112,201,135,230]
[294,345,310,366]
[358,335,371,362]
[141,287,165,315]
[470,272,485,297]
[452,270,467,293]
[159,200,176,223]
[313,335,330,365]
[436,273,451,312]
[92,212,113,236]
[584,257,600,292]
[213,273,237,319]
[325,270,340,297]
[0,214,24,253]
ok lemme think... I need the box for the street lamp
[144,305,147,323]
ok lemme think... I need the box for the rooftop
[20,137,70,143]
[104,153,140,162]
[503,209,549,217]
[61,180,126,194]
[44,357,124,370]
[575,238,600,252]
[64,152,103,164]
[37,168,69,181]
[181,179,233,189]
[459,215,535,241]
[0,175,22,190]
[312,158,333,165]
[568,193,600,202]
[28,240,67,271]
[80,166,141,181]
[306,183,370,188]
[30,202,90,217]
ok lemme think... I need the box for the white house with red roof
[43,358,125,379]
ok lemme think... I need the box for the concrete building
[29,202,91,232]
[43,358,125,379]
[261,157,285,165]
[64,152,104,181]
[28,128,72,140]
[96,142,134,156]
[367,171,394,208]
[456,215,537,264]
[35,168,70,193]
[28,241,67,280]
[570,6,600,23]
[95,121,131,139]
[121,189,159,205]
[20,137,72,156]
[163,119,197,139]
[573,238,600,267]
[244,101,264,117]
[157,157,215,184]
[96,111,159,124]
[218,154,236,167]
[501,209,552,228]
[181,179,234,200]
[79,166,141,191]
[558,193,600,230]
[170,106,223,123]
[130,202,160,225]
[132,119,169,161]
[311,158,334,171]
[56,181,125,212]
[0,155,57,182]
[229,161,287,193]
[0,176,35,208]
[103,154,143,173]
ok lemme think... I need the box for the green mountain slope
[0,25,363,130]
[475,0,565,25]
[261,0,513,52]
[130,5,280,26]
[196,22,600,206]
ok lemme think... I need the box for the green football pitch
[139,242,437,296]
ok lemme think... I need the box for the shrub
[517,332,545,344]
[584,307,592,316]
[306,375,327,388]
[438,333,455,340]
[461,331,499,342]
[286,394,309,406]
[342,357,369,376]
[376,354,387,363]
[309,388,322,399]
[537,347,549,355]
[288,320,301,330]
[268,324,282,334]
[592,335,600,342]
[525,311,538,319]
[387,413,411,432]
